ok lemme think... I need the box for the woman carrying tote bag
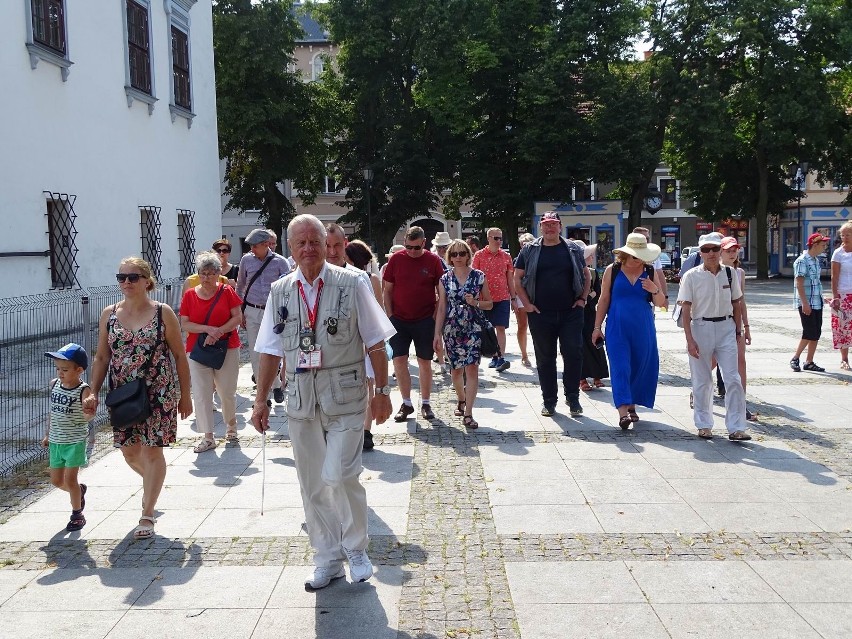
[180,251,243,452]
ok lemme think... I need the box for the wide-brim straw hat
[572,240,598,260]
[613,233,661,264]
[386,244,404,258]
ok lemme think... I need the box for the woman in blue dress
[434,239,493,429]
[592,233,667,429]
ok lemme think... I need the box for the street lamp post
[790,161,809,256]
[363,168,374,252]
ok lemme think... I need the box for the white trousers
[244,305,281,396]
[688,318,746,433]
[188,348,240,435]
[289,406,368,569]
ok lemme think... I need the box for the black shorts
[389,316,436,361]
[799,307,823,341]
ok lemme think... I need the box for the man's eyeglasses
[116,273,145,283]
[489,236,502,242]
[272,306,289,334]
[215,248,231,254]
[700,246,722,253]
[448,251,468,258]
[404,244,423,251]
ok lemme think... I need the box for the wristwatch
[376,385,392,396]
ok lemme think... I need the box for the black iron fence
[0,281,181,476]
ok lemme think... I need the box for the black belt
[244,301,265,310]
[701,315,732,322]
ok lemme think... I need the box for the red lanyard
[297,279,324,330]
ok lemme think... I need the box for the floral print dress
[108,304,179,446]
[441,269,486,369]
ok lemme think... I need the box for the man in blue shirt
[790,233,830,372]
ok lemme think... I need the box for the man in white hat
[236,228,290,406]
[432,231,452,269]
[677,232,750,440]
[473,227,517,371]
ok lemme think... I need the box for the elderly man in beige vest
[252,214,395,590]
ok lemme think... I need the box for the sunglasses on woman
[448,251,468,258]
[115,273,145,283]
[215,248,231,254]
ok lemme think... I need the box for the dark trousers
[528,307,584,406]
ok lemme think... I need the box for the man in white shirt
[677,232,750,440]
[251,214,395,590]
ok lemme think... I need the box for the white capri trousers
[188,347,240,435]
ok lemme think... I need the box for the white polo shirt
[254,263,395,357]
[677,263,742,319]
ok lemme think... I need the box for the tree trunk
[265,180,284,254]
[754,151,769,279]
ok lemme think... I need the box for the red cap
[541,211,561,223]
[720,236,739,250]
[807,232,830,247]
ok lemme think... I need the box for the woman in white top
[830,221,852,370]
[720,236,754,420]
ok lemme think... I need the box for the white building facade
[0,0,221,298]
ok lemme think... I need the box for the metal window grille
[31,0,66,55]
[127,0,152,94]
[44,191,79,289]
[140,206,162,279]
[177,209,196,277]
[171,26,191,109]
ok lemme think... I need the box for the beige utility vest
[268,264,367,420]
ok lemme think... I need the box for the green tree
[663,0,852,277]
[214,0,336,249]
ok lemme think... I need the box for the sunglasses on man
[404,244,423,251]
[700,246,722,253]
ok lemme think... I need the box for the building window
[140,206,162,280]
[573,181,596,201]
[44,191,79,289]
[177,210,196,277]
[127,0,152,94]
[660,178,678,204]
[311,53,325,81]
[26,0,73,80]
[321,161,343,194]
[31,0,66,54]
[171,26,191,110]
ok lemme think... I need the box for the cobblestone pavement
[1,278,850,639]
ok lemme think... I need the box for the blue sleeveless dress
[606,270,659,408]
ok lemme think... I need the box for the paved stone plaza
[0,279,850,639]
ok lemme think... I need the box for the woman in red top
[180,251,243,452]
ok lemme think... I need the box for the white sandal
[133,515,156,540]
[193,439,217,453]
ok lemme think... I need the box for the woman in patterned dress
[830,222,852,370]
[86,257,191,539]
[433,240,493,429]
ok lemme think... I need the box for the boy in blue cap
[42,343,95,531]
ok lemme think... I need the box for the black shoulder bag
[188,285,231,370]
[104,304,162,429]
[240,255,274,313]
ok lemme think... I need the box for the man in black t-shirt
[514,212,591,417]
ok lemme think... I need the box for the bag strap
[109,303,162,391]
[241,255,274,310]
[200,285,230,341]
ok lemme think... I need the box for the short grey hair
[288,214,326,238]
[195,251,222,274]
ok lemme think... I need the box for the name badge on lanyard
[297,279,324,368]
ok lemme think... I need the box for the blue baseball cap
[45,343,88,370]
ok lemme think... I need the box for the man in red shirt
[383,226,445,422]
[472,227,516,372]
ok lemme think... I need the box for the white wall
[0,0,220,298]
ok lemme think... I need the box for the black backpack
[610,261,656,302]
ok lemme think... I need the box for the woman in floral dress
[434,240,493,429]
[86,257,191,539]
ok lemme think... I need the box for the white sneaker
[343,547,374,582]
[304,564,345,590]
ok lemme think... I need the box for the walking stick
[261,430,266,516]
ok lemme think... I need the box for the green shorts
[49,441,87,469]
